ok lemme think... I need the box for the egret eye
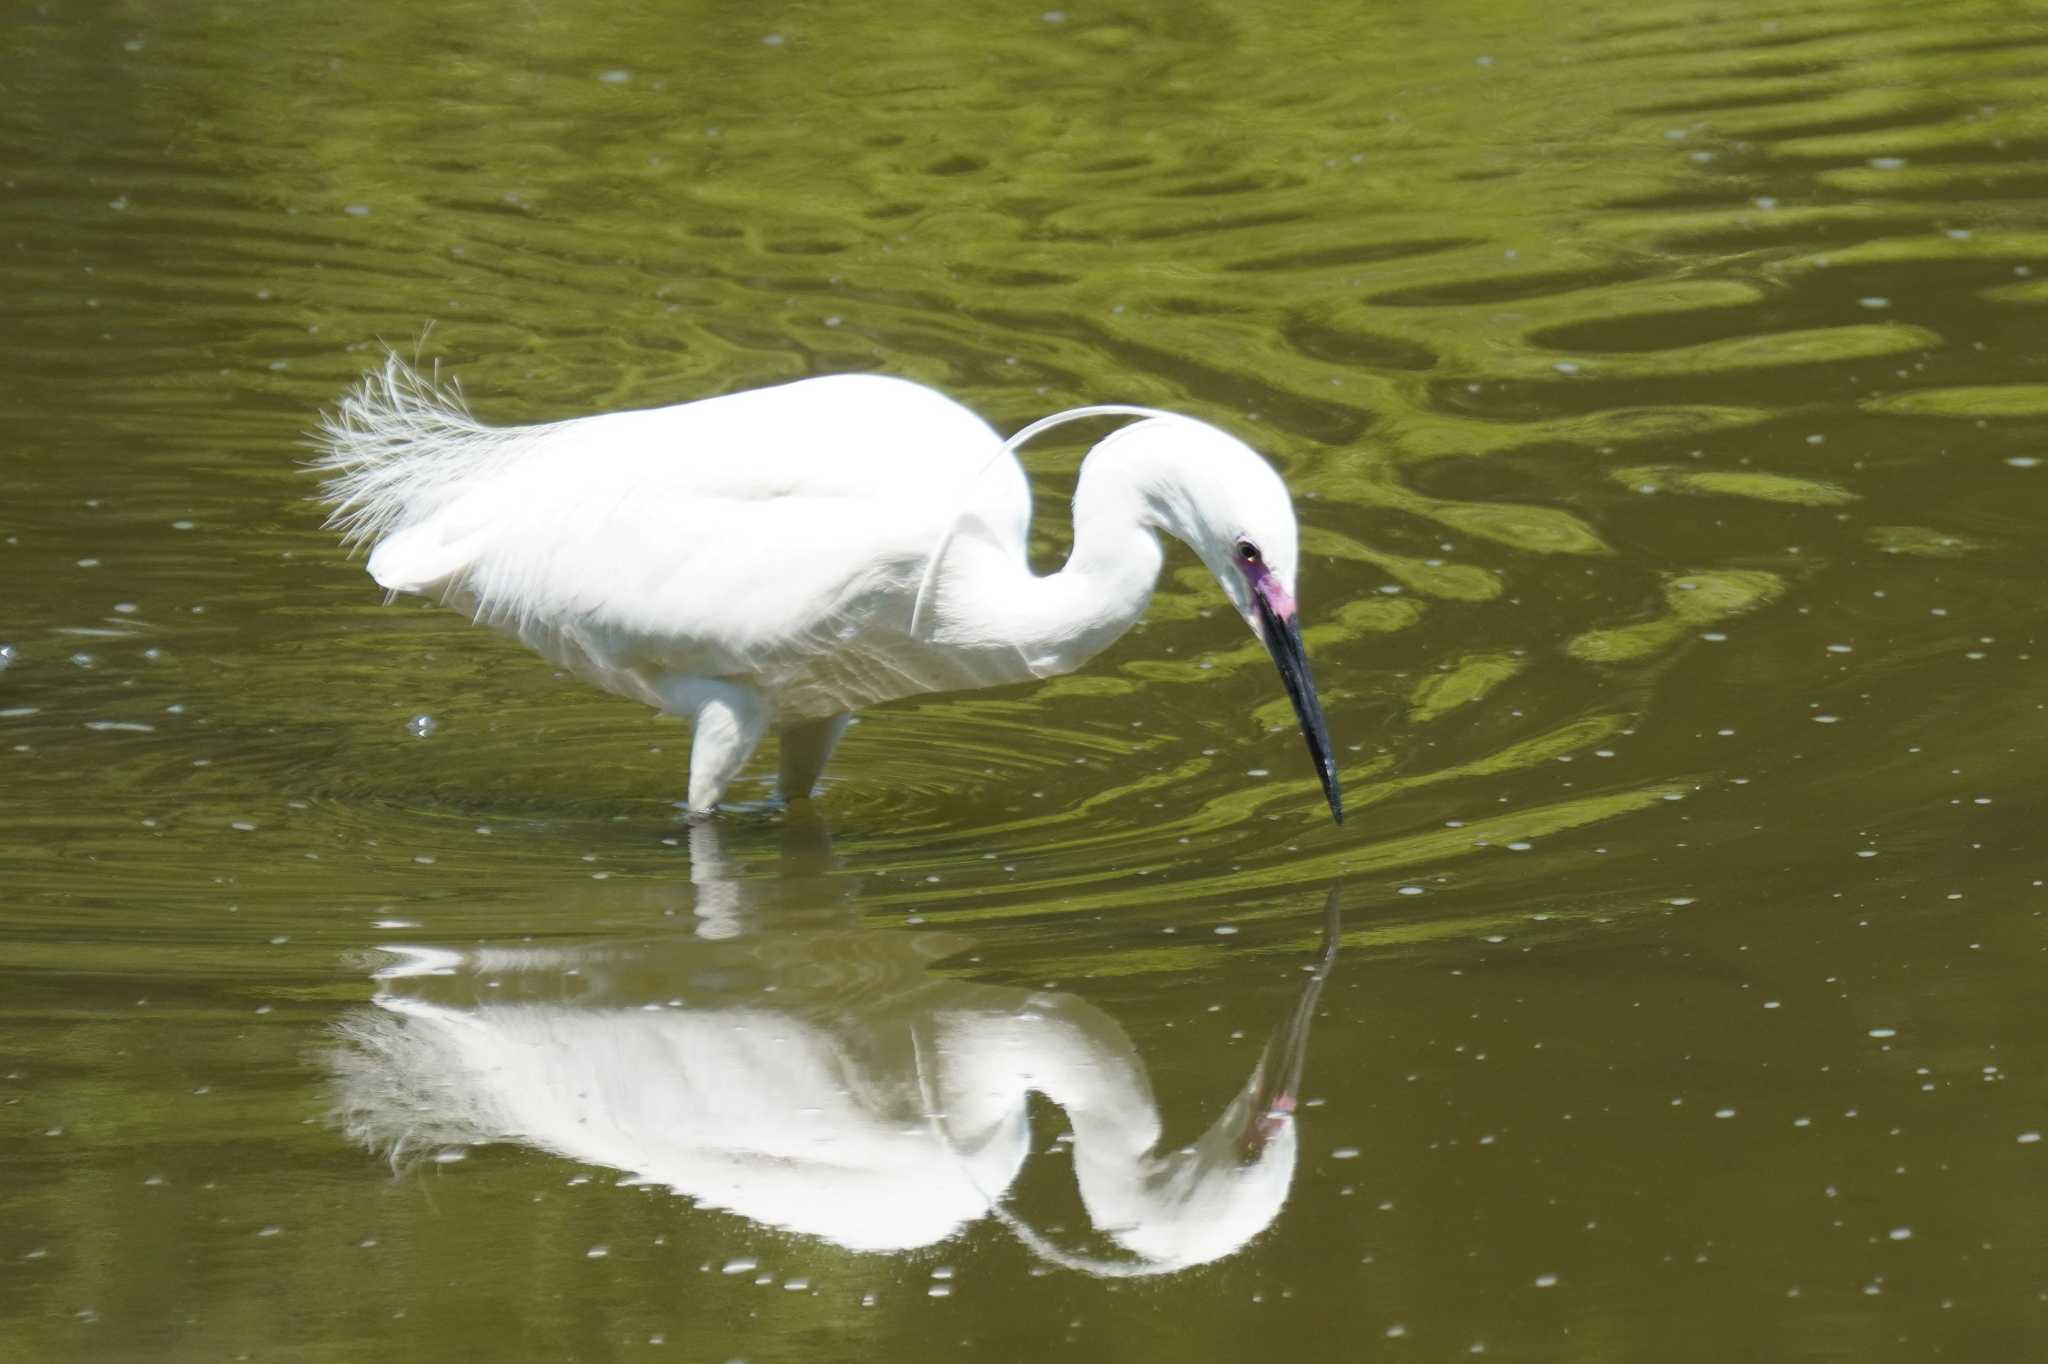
[1236,539,1261,565]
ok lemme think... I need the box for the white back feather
[312,353,551,550]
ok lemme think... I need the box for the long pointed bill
[1250,572,1342,825]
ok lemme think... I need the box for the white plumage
[316,356,1340,820]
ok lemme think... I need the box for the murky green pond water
[8,0,2048,1358]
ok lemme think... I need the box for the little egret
[316,358,1340,821]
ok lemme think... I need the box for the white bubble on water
[407,714,437,738]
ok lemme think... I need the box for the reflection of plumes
[336,993,1007,1252]
[331,827,1341,1275]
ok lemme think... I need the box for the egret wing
[321,364,1030,684]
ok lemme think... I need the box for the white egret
[316,358,1340,821]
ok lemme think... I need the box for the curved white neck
[940,440,1170,678]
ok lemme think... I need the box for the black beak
[1254,590,1342,824]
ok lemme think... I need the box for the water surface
[5,0,2048,1359]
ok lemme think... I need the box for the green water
[6,0,2048,1358]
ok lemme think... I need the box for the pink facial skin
[1239,557,1296,633]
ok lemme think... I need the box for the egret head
[1094,417,1342,824]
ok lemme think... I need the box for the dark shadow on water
[329,819,1345,1278]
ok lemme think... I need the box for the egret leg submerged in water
[316,358,1341,821]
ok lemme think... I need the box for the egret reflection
[331,827,1342,1276]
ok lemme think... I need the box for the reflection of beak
[1237,888,1344,1159]
[1251,574,1342,825]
